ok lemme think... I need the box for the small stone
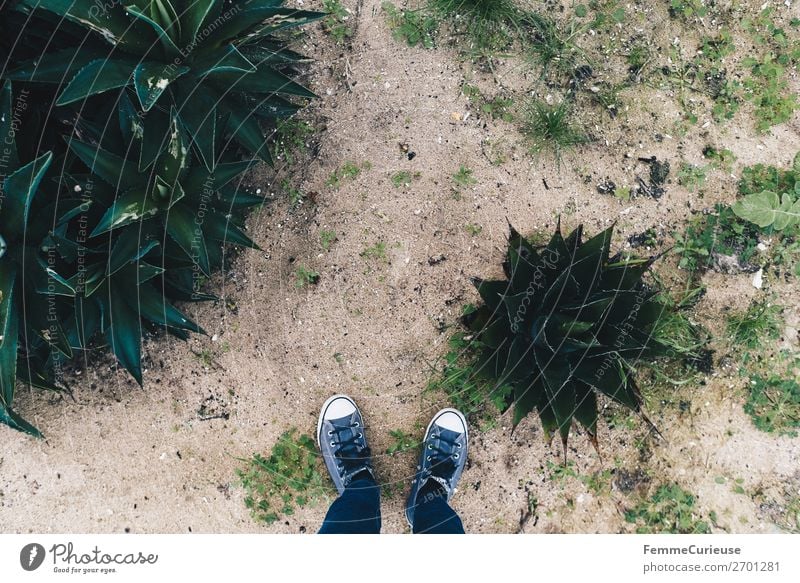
[752,269,763,289]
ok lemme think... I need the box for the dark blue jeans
[318,477,465,534]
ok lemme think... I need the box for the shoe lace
[328,422,371,475]
[424,433,462,481]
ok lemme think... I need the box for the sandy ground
[1,0,799,534]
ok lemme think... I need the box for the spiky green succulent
[54,98,262,385]
[463,222,673,450]
[9,0,323,169]
[0,80,67,436]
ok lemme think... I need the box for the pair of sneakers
[317,395,468,527]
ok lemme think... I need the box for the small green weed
[391,170,419,188]
[546,459,578,482]
[744,373,800,437]
[428,0,527,54]
[327,161,370,189]
[465,223,482,236]
[294,265,321,288]
[625,483,711,534]
[273,118,315,165]
[673,205,761,273]
[360,241,389,262]
[703,146,736,172]
[525,12,586,77]
[668,0,708,20]
[386,429,420,455]
[237,429,333,524]
[744,54,799,132]
[322,0,354,45]
[453,165,477,187]
[383,2,438,48]
[281,178,305,207]
[320,230,338,251]
[677,163,708,192]
[521,99,589,161]
[650,283,709,362]
[462,84,514,122]
[725,299,782,350]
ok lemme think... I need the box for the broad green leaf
[534,349,574,447]
[150,0,182,43]
[166,204,211,275]
[74,295,101,348]
[57,58,137,106]
[133,61,189,111]
[124,3,181,57]
[0,263,19,405]
[105,286,143,384]
[217,188,266,208]
[107,227,159,275]
[21,0,157,53]
[573,383,598,441]
[202,212,259,248]
[205,7,325,45]
[1,152,53,241]
[0,82,18,169]
[7,47,98,84]
[156,112,191,184]
[67,139,143,188]
[0,405,42,438]
[238,42,308,66]
[732,190,800,230]
[138,106,170,171]
[213,65,315,98]
[224,104,274,165]
[34,259,76,297]
[194,45,257,76]
[180,0,221,41]
[135,283,204,333]
[90,187,162,236]
[172,84,220,171]
[472,278,510,312]
[774,193,798,231]
[512,378,541,428]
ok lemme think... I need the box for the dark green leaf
[1,152,53,241]
[133,61,189,111]
[57,58,136,105]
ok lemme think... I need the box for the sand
[1,0,798,534]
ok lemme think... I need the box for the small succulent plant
[463,222,673,450]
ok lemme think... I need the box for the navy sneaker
[405,408,468,527]
[317,395,374,495]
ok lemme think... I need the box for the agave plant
[0,80,71,436]
[52,99,263,385]
[463,222,674,450]
[10,0,324,169]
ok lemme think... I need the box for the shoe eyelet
[457,443,462,448]
[426,456,431,461]
[327,430,333,436]
[330,441,336,447]
[354,421,360,427]
[454,453,460,459]
[357,433,363,438]
[427,444,433,449]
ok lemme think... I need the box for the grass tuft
[520,99,589,161]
